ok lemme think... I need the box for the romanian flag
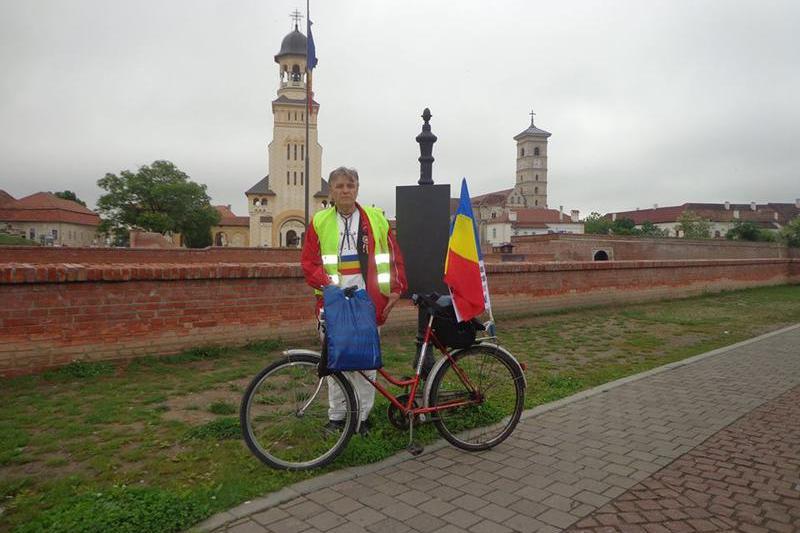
[444,179,492,322]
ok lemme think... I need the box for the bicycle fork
[406,315,434,457]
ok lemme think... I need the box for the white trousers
[327,370,376,422]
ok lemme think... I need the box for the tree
[610,217,637,235]
[781,216,800,247]
[584,212,613,234]
[725,220,776,242]
[53,190,87,207]
[637,221,669,238]
[96,160,220,248]
[676,210,711,239]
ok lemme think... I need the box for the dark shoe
[358,419,372,437]
[324,419,345,433]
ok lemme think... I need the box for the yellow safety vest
[312,206,391,296]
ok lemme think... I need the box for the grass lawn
[1,284,799,532]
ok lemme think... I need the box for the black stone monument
[395,108,450,297]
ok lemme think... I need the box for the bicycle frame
[356,315,480,417]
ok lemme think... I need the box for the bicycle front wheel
[240,353,357,470]
[429,345,525,451]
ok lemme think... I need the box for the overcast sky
[1,0,798,219]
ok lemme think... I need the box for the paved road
[197,325,800,533]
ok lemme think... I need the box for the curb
[190,323,800,532]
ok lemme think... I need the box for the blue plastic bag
[323,285,382,371]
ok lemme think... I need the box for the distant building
[453,115,583,246]
[244,22,329,248]
[482,208,583,243]
[0,191,100,246]
[605,201,800,238]
[211,205,250,247]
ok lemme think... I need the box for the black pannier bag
[429,295,485,349]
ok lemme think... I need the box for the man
[301,166,407,435]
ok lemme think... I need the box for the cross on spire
[529,110,536,125]
[290,9,303,29]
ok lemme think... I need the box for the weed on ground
[0,284,798,532]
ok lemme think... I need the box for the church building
[469,114,583,246]
[245,22,329,248]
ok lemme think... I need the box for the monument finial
[416,108,437,185]
[529,109,536,125]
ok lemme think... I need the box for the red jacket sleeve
[301,223,332,290]
[388,229,408,295]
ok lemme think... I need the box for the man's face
[330,176,359,212]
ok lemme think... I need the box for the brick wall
[1,257,798,378]
[505,234,792,262]
[0,246,301,264]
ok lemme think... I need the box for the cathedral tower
[509,112,551,209]
[247,19,328,247]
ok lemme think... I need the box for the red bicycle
[240,293,527,470]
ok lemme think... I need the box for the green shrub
[43,361,115,380]
[13,485,210,533]
[208,401,236,415]
[184,417,240,440]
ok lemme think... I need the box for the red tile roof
[607,202,799,226]
[214,205,250,227]
[489,208,573,227]
[0,190,14,206]
[0,192,101,226]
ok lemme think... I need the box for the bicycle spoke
[431,346,524,450]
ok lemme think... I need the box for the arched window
[291,64,301,81]
[286,230,299,247]
[286,144,290,160]
[261,198,267,206]
[301,145,304,161]
[294,144,297,160]
[322,200,328,208]
[300,172,304,185]
[535,200,539,206]
[534,147,540,156]
[293,171,297,185]
[253,198,260,206]
[535,174,538,181]
[593,250,609,261]
[492,228,497,238]
[520,147,525,157]
[535,187,539,194]
[286,171,290,185]
[491,212,496,219]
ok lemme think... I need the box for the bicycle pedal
[407,442,424,456]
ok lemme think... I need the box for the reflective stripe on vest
[312,206,391,296]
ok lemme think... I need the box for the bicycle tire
[240,353,357,470]
[429,345,525,451]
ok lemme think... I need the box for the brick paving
[567,385,800,533]
[199,325,800,533]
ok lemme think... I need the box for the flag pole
[303,0,311,237]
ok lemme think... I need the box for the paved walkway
[197,325,800,533]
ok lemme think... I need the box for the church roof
[513,119,551,140]
[313,178,329,198]
[246,175,276,196]
[275,26,307,61]
[471,188,513,207]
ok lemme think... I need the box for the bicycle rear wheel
[240,353,357,470]
[429,345,525,451]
